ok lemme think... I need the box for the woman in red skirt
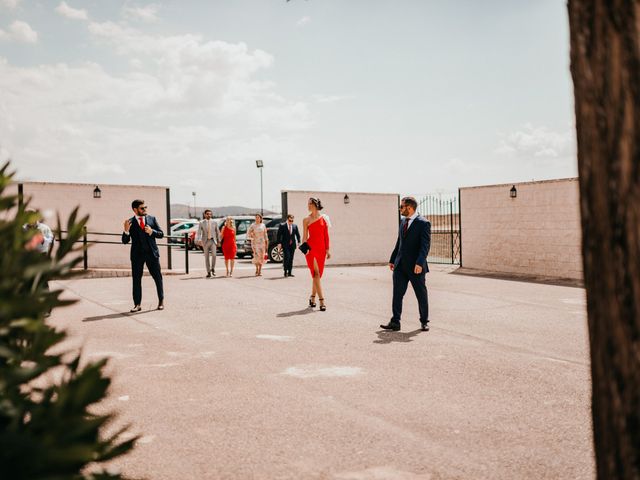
[302,197,331,311]
[220,216,237,277]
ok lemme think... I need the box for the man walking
[122,199,164,312]
[196,209,221,277]
[24,210,54,255]
[277,214,300,277]
[24,210,54,315]
[381,196,431,332]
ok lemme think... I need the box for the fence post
[184,232,189,274]
[166,187,172,270]
[458,188,462,267]
[450,200,455,264]
[83,227,88,270]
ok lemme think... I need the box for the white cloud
[0,22,314,206]
[0,20,38,43]
[311,94,353,104]
[496,124,575,159]
[0,0,20,9]
[296,16,311,27]
[55,1,88,21]
[123,4,159,23]
[86,21,279,113]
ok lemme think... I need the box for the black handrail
[57,229,191,272]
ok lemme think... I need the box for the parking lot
[51,263,594,479]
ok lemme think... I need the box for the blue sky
[0,0,575,210]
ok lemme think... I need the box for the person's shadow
[373,329,422,344]
[82,310,153,322]
[276,308,315,318]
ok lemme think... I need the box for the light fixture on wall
[344,194,350,205]
[510,185,517,198]
[93,186,101,199]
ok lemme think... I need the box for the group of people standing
[121,195,430,331]
[194,210,238,277]
[194,210,278,278]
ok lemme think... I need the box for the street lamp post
[192,191,197,218]
[256,160,264,216]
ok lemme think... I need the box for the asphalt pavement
[50,260,595,480]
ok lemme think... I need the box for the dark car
[243,217,284,263]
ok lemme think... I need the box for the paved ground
[51,260,595,480]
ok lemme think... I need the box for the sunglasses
[139,206,147,210]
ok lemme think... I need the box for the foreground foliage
[0,162,138,479]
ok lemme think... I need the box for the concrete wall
[460,178,582,280]
[10,181,170,269]
[283,190,399,266]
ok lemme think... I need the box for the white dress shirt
[404,211,419,229]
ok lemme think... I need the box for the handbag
[299,242,310,254]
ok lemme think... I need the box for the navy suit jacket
[389,216,431,273]
[121,215,164,260]
[277,222,301,249]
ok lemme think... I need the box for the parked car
[169,220,199,245]
[215,216,273,258]
[243,217,284,263]
[170,218,193,227]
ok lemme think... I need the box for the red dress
[305,216,330,277]
[221,227,237,260]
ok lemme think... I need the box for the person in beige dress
[247,213,269,276]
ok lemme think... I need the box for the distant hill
[170,204,279,219]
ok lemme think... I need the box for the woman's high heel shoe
[309,295,316,308]
[319,298,326,311]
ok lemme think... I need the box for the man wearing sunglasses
[381,196,431,332]
[122,199,165,312]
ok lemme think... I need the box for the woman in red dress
[220,216,237,277]
[302,197,331,311]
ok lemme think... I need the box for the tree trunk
[568,1,640,478]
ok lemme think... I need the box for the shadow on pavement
[179,276,228,281]
[82,310,153,322]
[276,308,315,318]
[373,329,422,344]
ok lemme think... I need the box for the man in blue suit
[277,214,301,277]
[381,196,431,332]
[122,199,164,312]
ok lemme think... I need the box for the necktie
[139,216,145,229]
[403,218,409,236]
[207,220,211,240]
[288,224,292,245]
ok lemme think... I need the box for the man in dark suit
[122,199,164,312]
[277,214,301,277]
[381,196,431,332]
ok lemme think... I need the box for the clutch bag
[299,242,310,254]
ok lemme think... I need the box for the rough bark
[568,1,640,478]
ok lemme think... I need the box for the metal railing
[416,194,461,265]
[57,229,194,273]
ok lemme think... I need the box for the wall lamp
[93,186,102,199]
[510,185,517,198]
[344,194,350,205]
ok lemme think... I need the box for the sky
[0,0,576,211]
